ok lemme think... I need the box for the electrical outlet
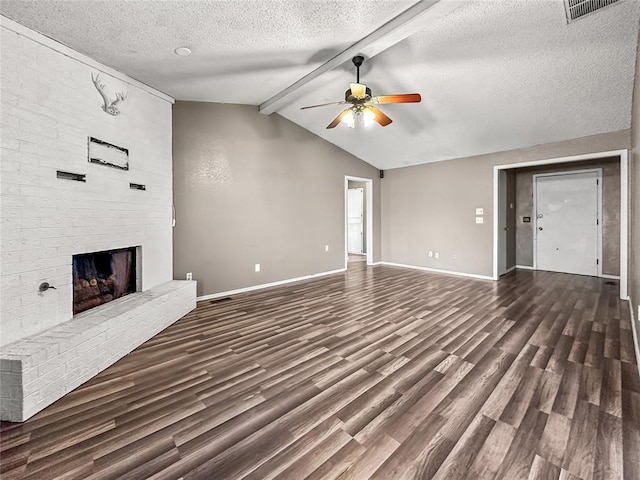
[186,272,192,281]
[428,251,433,258]
[325,245,329,252]
[434,252,439,259]
[255,263,260,273]
[476,217,484,224]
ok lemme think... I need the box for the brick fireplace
[0,18,196,422]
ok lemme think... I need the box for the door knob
[538,227,543,231]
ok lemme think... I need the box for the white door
[347,187,364,254]
[534,170,601,276]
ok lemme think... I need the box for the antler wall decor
[91,73,128,116]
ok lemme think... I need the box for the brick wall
[0,19,175,347]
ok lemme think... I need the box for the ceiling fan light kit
[340,106,377,129]
[300,55,421,129]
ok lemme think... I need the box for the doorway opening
[345,176,373,268]
[493,150,628,300]
[496,170,517,277]
[347,185,364,255]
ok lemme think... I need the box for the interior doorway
[345,176,373,268]
[347,186,364,254]
[496,170,516,277]
[492,149,628,300]
[533,169,602,276]
[497,170,507,276]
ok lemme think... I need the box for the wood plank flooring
[1,263,639,479]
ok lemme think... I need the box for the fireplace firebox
[73,247,137,315]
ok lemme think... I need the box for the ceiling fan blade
[371,93,421,104]
[350,83,367,99]
[300,101,346,110]
[327,108,353,129]
[368,107,393,127]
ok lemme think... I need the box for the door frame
[492,149,628,300]
[345,176,373,267]
[532,168,603,276]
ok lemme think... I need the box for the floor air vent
[564,0,622,22]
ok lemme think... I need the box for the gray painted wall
[630,29,640,347]
[514,158,621,276]
[173,101,380,297]
[348,180,368,253]
[381,130,630,277]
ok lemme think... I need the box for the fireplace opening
[73,247,137,315]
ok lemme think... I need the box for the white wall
[0,18,175,347]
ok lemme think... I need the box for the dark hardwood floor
[1,263,639,479]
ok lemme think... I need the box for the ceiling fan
[300,55,421,129]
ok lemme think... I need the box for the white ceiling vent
[564,0,622,23]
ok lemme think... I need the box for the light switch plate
[476,208,484,215]
[476,217,484,224]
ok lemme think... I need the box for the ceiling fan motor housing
[345,87,372,103]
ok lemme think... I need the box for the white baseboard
[515,265,621,281]
[629,298,640,380]
[379,262,494,281]
[197,267,347,301]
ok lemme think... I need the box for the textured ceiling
[0,0,415,105]
[277,0,640,168]
[1,0,639,169]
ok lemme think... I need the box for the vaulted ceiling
[1,0,639,169]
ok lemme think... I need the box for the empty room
[1,0,640,479]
